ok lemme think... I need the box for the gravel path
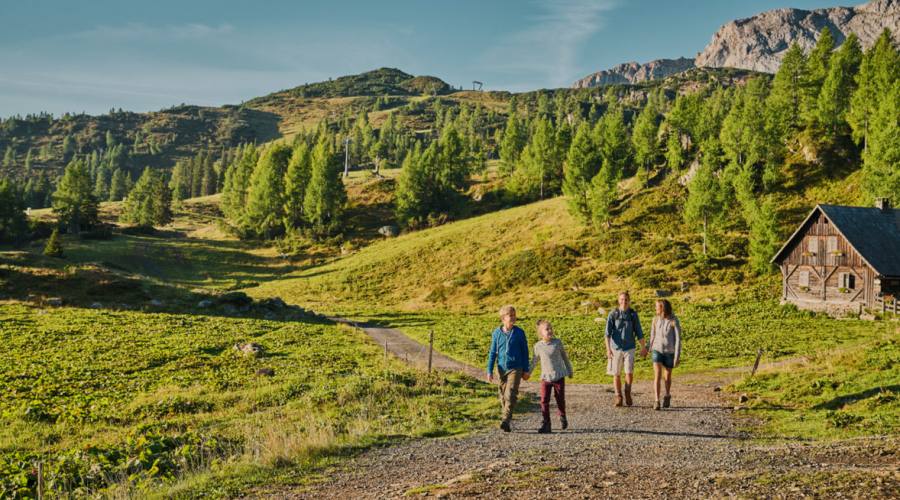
[261,321,900,499]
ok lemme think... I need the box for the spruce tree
[594,105,631,177]
[802,27,836,125]
[588,159,619,229]
[395,144,429,227]
[246,144,292,239]
[109,169,130,201]
[221,144,258,225]
[0,178,27,242]
[665,131,684,170]
[510,118,558,200]
[283,142,312,230]
[748,199,781,275]
[499,113,527,176]
[52,159,99,233]
[766,43,807,143]
[683,159,723,256]
[562,122,601,221]
[43,228,64,258]
[632,102,660,185]
[169,160,192,203]
[120,168,173,228]
[816,33,862,136]
[849,29,899,151]
[3,146,14,168]
[861,80,900,203]
[303,136,346,237]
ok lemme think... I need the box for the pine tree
[802,27,836,126]
[395,144,429,226]
[510,118,559,200]
[105,130,116,149]
[683,159,723,256]
[283,142,312,230]
[594,105,631,177]
[303,136,346,237]
[221,144,258,226]
[816,33,862,136]
[120,168,173,228]
[748,199,781,275]
[588,159,619,229]
[52,159,99,233]
[766,43,807,143]
[848,29,899,151]
[109,169,130,201]
[24,148,33,172]
[43,228,64,258]
[632,102,660,185]
[499,113,527,176]
[62,135,75,162]
[0,178,27,242]
[562,122,601,221]
[169,160,192,203]
[665,131,684,170]
[93,165,110,201]
[861,80,900,203]
[201,159,217,196]
[246,144,292,239]
[3,146,14,168]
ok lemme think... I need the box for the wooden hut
[771,198,900,315]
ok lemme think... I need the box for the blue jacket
[486,325,529,374]
[605,308,643,351]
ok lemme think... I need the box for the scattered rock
[378,225,400,238]
[680,281,691,292]
[713,386,722,392]
[46,297,63,307]
[234,342,265,357]
[260,297,287,310]
[256,367,275,377]
[148,299,164,307]
[738,394,749,403]
[90,302,103,309]
[655,289,672,297]
[197,299,214,308]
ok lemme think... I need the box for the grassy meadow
[0,303,494,498]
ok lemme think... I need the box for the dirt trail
[263,321,899,499]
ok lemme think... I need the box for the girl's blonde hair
[536,319,551,330]
[499,305,516,318]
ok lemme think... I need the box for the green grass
[0,303,494,497]
[730,335,899,440]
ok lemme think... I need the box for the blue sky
[1,0,836,117]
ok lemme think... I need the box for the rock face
[573,57,695,88]
[695,0,900,73]
[573,0,899,87]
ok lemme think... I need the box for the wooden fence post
[428,330,434,374]
[751,348,763,377]
[36,461,43,500]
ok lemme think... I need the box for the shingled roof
[772,204,900,277]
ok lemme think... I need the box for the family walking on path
[485,291,682,432]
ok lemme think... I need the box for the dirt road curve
[261,320,899,499]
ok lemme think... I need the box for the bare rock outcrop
[695,0,900,73]
[573,57,695,88]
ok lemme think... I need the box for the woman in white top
[648,299,682,410]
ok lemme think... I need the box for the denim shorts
[651,350,675,369]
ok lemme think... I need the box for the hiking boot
[538,420,551,434]
[624,384,633,407]
[653,400,661,411]
[663,395,671,408]
[500,421,511,432]
[560,416,568,430]
[614,394,623,407]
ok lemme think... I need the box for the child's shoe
[614,394,623,407]
[624,384,633,406]
[653,400,661,410]
[500,421,511,432]
[538,419,551,434]
[560,416,568,430]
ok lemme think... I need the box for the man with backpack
[605,291,647,407]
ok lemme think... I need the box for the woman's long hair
[656,299,673,319]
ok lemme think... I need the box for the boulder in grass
[197,299,214,309]
[256,367,275,377]
[46,297,63,307]
[260,297,287,310]
[655,289,672,298]
[90,302,103,309]
[377,225,399,238]
[234,342,265,357]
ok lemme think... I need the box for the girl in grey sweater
[526,320,574,433]
[648,299,682,410]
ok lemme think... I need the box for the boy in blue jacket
[486,304,530,432]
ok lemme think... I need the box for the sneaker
[560,416,568,430]
[614,395,623,407]
[624,384,633,407]
[538,420,551,434]
[500,421,511,432]
[663,395,671,408]
[653,401,661,411]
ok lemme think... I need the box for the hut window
[807,238,818,254]
[799,271,810,287]
[826,236,838,253]
[839,273,855,289]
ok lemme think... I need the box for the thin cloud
[70,22,234,42]
[482,0,618,89]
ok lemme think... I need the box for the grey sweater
[529,338,574,382]
[649,315,682,364]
